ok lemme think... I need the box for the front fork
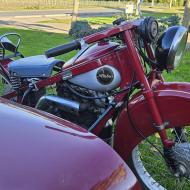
[124,30,174,148]
[143,90,174,147]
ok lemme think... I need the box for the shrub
[69,20,110,38]
[157,15,181,33]
[69,15,181,39]
[69,21,93,38]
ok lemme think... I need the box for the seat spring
[10,75,21,90]
[0,48,4,59]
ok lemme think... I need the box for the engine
[35,64,121,128]
[36,81,109,129]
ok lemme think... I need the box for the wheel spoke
[131,127,190,190]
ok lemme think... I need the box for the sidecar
[0,97,140,190]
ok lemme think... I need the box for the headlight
[155,26,188,71]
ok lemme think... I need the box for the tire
[127,127,190,190]
[0,70,13,96]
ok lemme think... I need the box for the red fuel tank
[64,41,124,92]
[64,41,120,67]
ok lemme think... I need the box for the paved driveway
[0,8,122,33]
[0,16,71,33]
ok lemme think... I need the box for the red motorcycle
[0,16,189,189]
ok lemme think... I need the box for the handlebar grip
[45,40,81,58]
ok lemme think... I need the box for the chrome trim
[154,121,169,131]
[36,95,80,114]
[167,26,188,67]
[132,147,166,190]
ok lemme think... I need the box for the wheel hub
[165,142,190,178]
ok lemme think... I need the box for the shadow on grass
[0,20,69,33]
[101,6,125,12]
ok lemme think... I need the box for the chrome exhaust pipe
[36,95,80,115]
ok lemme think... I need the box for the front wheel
[128,127,190,190]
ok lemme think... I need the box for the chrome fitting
[154,121,169,131]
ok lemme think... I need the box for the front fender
[114,82,190,161]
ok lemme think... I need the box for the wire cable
[126,72,166,159]
[65,81,139,100]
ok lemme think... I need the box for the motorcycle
[0,12,189,190]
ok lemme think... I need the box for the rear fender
[0,58,12,75]
[114,82,190,161]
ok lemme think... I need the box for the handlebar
[45,18,157,58]
[45,40,81,58]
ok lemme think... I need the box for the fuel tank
[0,98,140,190]
[64,41,122,92]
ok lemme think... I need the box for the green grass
[39,18,72,24]
[164,52,190,82]
[80,17,116,25]
[39,16,116,25]
[0,28,76,61]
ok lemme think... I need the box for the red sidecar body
[0,98,140,190]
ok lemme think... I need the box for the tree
[183,0,190,29]
[135,0,141,16]
[169,0,173,8]
[151,0,154,7]
[72,0,80,23]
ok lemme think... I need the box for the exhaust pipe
[36,95,80,115]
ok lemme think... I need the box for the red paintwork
[0,98,140,190]
[1,58,11,70]
[156,81,190,92]
[123,30,172,147]
[62,42,130,85]
[0,58,12,76]
[65,41,119,66]
[114,81,190,159]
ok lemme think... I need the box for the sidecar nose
[0,98,141,190]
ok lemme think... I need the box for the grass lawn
[0,28,76,61]
[163,52,190,82]
[38,17,116,25]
